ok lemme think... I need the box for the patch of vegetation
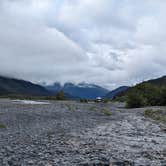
[47,130,54,142]
[144,109,166,123]
[90,106,97,111]
[56,90,65,100]
[0,123,6,129]
[0,90,67,101]
[102,99,112,103]
[80,99,88,103]
[126,92,146,108]
[101,108,112,116]
[66,104,75,111]
[121,83,166,108]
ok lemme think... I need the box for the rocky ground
[0,99,166,166]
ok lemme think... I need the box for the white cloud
[0,0,166,89]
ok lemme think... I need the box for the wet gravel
[0,99,166,166]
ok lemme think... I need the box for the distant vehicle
[96,97,102,102]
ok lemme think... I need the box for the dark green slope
[116,75,166,107]
[0,76,51,96]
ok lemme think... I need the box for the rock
[0,100,166,166]
[27,160,34,165]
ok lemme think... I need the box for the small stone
[27,160,34,165]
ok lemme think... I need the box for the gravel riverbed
[0,99,165,166]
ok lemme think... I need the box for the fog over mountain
[0,0,166,89]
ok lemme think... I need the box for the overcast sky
[0,0,166,89]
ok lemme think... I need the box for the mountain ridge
[0,76,51,96]
[105,86,130,99]
[45,82,109,99]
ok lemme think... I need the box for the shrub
[144,109,166,123]
[101,108,112,116]
[160,87,166,105]
[67,105,75,111]
[0,123,6,129]
[126,92,146,108]
[144,109,154,117]
[141,84,161,106]
[124,83,166,107]
[102,99,110,103]
[90,106,97,111]
[80,99,88,103]
[56,90,65,100]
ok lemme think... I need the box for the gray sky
[0,0,166,89]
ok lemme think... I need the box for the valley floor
[0,99,166,166]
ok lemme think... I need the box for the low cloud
[0,0,166,89]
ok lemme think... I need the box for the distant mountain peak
[45,82,109,99]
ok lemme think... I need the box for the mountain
[63,83,109,99]
[0,76,51,96]
[46,82,61,92]
[115,75,166,107]
[144,75,166,86]
[105,86,130,99]
[115,75,166,98]
[45,82,109,99]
